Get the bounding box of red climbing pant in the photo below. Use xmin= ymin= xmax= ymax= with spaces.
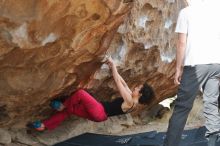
xmin=43 ymin=89 xmax=107 ymax=130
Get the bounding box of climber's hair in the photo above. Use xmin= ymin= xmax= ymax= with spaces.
xmin=138 ymin=83 xmax=155 ymax=105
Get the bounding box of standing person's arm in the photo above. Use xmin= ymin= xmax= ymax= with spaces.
xmin=174 ymin=33 xmax=187 ymax=85
xmin=174 ymin=8 xmax=188 ymax=85
xmin=106 ymin=57 xmax=133 ymax=106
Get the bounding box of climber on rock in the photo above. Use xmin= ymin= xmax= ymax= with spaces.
xmin=28 ymin=56 xmax=155 ymax=131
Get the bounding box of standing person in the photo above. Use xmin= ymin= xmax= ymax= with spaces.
xmin=164 ymin=0 xmax=220 ymax=146
xmin=28 ymin=56 xmax=155 ymax=131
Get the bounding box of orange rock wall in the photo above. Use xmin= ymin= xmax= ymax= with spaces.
xmin=0 ymin=0 xmax=186 ymax=127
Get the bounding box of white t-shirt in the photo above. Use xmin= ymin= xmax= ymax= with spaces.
xmin=175 ymin=1 xmax=220 ymax=66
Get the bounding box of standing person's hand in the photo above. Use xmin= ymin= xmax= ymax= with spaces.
xmin=174 ymin=68 xmax=183 ymax=85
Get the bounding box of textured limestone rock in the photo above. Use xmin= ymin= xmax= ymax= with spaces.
xmin=0 ymin=0 xmax=186 ymax=128
xmin=10 ymin=129 xmax=39 ymax=146
xmin=0 ymin=0 xmax=130 ymax=127
xmin=0 ymin=128 xmax=11 ymax=144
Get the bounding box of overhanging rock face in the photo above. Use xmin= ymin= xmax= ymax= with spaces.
xmin=0 ymin=0 xmax=185 ymax=127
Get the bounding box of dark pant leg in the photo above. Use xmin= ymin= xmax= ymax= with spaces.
xmin=164 ymin=66 xmax=200 ymax=146
xmin=164 ymin=64 xmax=220 ymax=146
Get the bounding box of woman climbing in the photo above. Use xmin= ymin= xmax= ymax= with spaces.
xmin=29 ymin=56 xmax=154 ymax=131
